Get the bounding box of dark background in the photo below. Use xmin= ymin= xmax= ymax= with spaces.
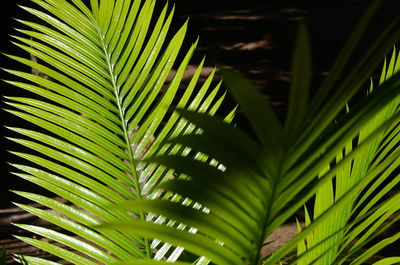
xmin=1 ymin=0 xmax=399 ymax=205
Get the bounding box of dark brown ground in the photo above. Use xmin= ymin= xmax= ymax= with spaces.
xmin=1 ymin=0 xmax=400 ymax=263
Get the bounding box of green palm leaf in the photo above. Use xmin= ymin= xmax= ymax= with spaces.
xmin=296 ymin=47 xmax=400 ymax=265
xmin=4 ymin=0 xmax=224 ymax=263
xmin=101 ymin=2 xmax=400 ymax=264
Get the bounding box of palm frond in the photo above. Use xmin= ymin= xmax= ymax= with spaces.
xmin=4 ymin=0 xmax=224 ymax=263
xmin=102 ymin=4 xmax=400 ymax=264
xmin=296 ymin=47 xmax=400 ymax=265
xmin=6 ymin=0 xmax=400 ymax=265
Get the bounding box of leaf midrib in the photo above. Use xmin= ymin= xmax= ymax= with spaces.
xmin=95 ymin=19 xmax=152 ymax=258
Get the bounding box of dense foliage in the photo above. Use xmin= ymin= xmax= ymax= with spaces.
xmin=3 ymin=0 xmax=400 ymax=264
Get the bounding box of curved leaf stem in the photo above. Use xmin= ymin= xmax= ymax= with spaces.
xmin=97 ymin=27 xmax=152 ymax=258
xmin=252 ymin=170 xmax=279 ymax=265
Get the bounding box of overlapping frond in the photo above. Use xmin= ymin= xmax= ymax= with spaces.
xmin=5 ymin=0 xmax=400 ymax=264
xmin=105 ymin=2 xmax=400 ymax=264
